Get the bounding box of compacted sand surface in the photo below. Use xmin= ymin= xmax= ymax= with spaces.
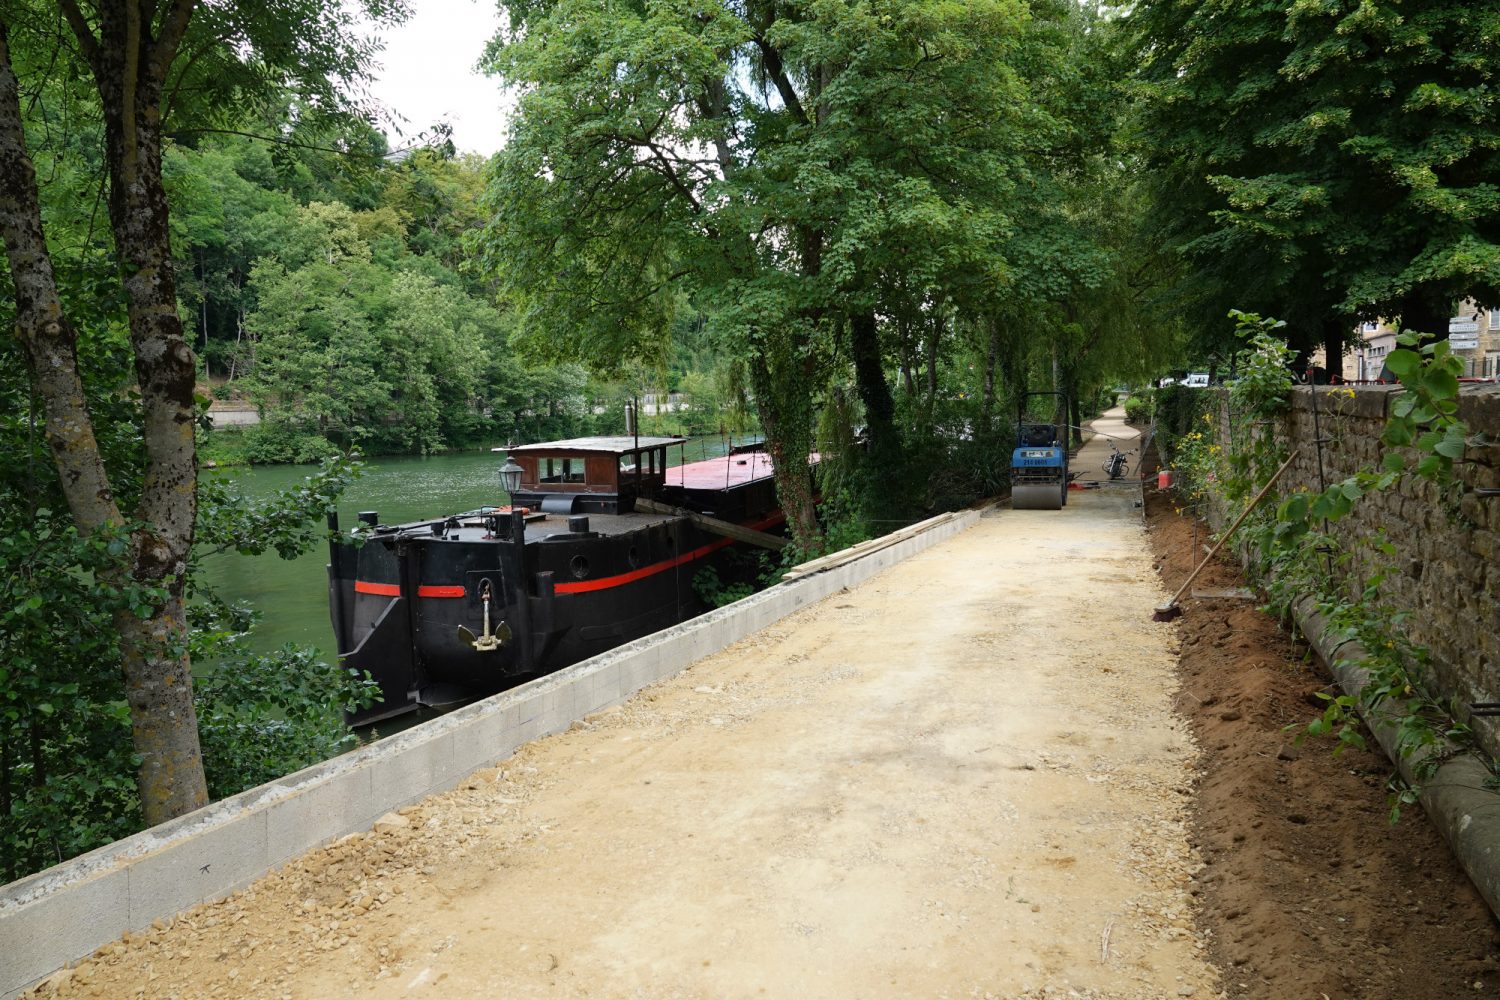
xmin=31 ymin=442 xmax=1217 ymax=999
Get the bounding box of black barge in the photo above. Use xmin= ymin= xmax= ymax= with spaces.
xmin=327 ymin=436 xmax=791 ymax=724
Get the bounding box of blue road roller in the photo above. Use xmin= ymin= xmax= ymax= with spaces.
xmin=1010 ymin=392 xmax=1069 ymax=510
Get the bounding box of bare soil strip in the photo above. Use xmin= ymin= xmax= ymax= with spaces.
xmin=32 ymin=480 xmax=1216 ymax=999
xmin=1142 ymin=455 xmax=1500 ymax=999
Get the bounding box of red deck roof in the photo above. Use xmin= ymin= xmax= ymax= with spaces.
xmin=670 ymin=450 xmax=777 ymax=490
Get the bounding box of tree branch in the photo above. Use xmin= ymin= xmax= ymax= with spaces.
xmin=752 ymin=34 xmax=809 ymax=126
xmin=55 ymin=0 xmax=102 ymax=80
xmin=152 ymin=0 xmax=195 ymax=73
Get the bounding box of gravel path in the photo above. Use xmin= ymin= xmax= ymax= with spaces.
xmin=35 ymin=415 xmax=1218 ymax=1000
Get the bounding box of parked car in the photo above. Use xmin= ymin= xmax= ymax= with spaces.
xmin=1182 ymin=372 xmax=1210 ymax=388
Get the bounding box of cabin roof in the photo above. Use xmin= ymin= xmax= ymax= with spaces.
xmin=498 ymin=436 xmax=687 ymax=457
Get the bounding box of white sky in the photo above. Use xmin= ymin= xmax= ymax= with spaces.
xmin=362 ymin=0 xmax=514 ymax=157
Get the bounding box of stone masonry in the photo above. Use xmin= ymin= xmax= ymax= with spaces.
xmin=1250 ymin=385 xmax=1500 ymax=756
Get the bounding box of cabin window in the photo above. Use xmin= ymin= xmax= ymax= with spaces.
xmin=539 ymin=457 xmax=584 ymax=484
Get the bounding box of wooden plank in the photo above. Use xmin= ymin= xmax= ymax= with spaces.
xmin=633 ymin=497 xmax=790 ymax=551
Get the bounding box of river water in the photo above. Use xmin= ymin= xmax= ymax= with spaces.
xmin=198 ymin=439 xmax=751 ymax=659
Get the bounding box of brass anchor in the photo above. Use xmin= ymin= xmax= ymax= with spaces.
xmin=458 ymin=579 xmax=511 ymax=652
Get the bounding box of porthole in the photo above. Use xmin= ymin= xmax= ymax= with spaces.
xmin=570 ymin=555 xmax=590 ymax=579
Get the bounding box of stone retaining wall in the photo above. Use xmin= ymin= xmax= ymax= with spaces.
xmin=1258 ymin=385 xmax=1500 ymax=755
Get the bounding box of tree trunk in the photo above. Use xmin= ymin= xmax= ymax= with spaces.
xmin=748 ymin=346 xmax=819 ymax=550
xmin=0 ymin=24 xmax=120 ymax=535
xmin=979 ymin=315 xmax=999 ymax=434
xmin=850 ymin=310 xmax=896 ymax=462
xmin=1321 ymin=315 xmax=1347 ymax=382
xmin=898 ymin=315 xmax=916 ymax=397
xmin=924 ymin=312 xmax=940 ymax=412
xmin=67 ymin=0 xmax=210 ymax=824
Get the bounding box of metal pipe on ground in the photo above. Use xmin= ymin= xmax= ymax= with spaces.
xmin=1292 ymin=593 xmax=1500 ymax=922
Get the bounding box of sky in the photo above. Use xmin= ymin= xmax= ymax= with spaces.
xmin=362 ymin=0 xmax=514 ymax=157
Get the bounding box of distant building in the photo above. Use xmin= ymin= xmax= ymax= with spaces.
xmin=1321 ymin=305 xmax=1500 ymax=381
xmin=1447 ymin=302 xmax=1500 ymax=378
xmin=1351 ymin=319 xmax=1397 ymax=381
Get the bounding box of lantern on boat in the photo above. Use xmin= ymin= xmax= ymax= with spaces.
xmin=498 ymin=456 xmax=523 ymax=496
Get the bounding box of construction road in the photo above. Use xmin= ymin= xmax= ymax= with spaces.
xmin=48 ymin=409 xmax=1219 ymax=1000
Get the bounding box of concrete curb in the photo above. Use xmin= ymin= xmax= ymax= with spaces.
xmin=1291 ymin=594 xmax=1500 ymax=921
xmin=0 ymin=507 xmax=980 ymax=998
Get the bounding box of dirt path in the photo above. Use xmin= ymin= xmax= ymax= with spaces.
xmin=35 ymin=431 xmax=1218 ymax=1000
xmin=1073 ymin=405 xmax=1142 ymax=485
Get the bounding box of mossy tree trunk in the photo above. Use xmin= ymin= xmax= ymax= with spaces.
xmin=0 ymin=1 xmax=209 ymax=827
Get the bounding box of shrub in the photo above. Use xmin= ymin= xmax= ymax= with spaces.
xmin=243 ymin=420 xmax=340 ymax=464
xmin=1124 ymin=390 xmax=1155 ymax=425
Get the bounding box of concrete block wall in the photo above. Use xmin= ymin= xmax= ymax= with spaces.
xmin=1252 ymin=385 xmax=1500 ymax=756
xmin=0 ymin=507 xmax=979 ymax=999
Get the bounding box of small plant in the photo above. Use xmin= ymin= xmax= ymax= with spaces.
xmin=691 ymin=566 xmax=757 ymax=608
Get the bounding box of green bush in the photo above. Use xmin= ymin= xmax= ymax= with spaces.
xmin=1155 ymin=384 xmax=1211 ymax=439
xmin=1124 ymin=391 xmax=1155 ymax=425
xmin=243 ymin=420 xmax=341 ymax=464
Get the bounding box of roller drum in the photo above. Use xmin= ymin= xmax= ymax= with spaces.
xmin=1012 ymin=482 xmax=1064 ymax=510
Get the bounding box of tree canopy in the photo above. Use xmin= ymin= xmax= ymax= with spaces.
xmin=474 ymin=0 xmax=1177 ymax=543
xmin=1131 ymin=0 xmax=1500 ymax=355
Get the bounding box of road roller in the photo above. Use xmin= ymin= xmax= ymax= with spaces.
xmin=1010 ymin=392 xmax=1069 ymax=510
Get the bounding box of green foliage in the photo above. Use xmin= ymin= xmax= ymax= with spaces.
xmin=470 ymin=0 xmax=1173 ymax=543
xmin=194 ymin=636 xmax=379 ymax=800
xmin=241 ymin=420 xmax=343 ymax=465
xmin=1130 ymin=0 xmax=1500 ymax=343
xmin=0 ymin=319 xmax=373 ymax=878
xmin=1170 ymin=412 xmax=1222 ymax=509
xmin=0 ymin=519 xmax=144 ymax=878
xmin=1154 ymin=385 xmax=1211 ymax=444
xmin=690 ymin=567 xmax=757 ymax=610
xmin=1123 ymin=391 xmax=1154 ymax=425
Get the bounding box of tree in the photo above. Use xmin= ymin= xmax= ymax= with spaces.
xmin=1130 ymin=0 xmax=1500 ymax=354
xmin=0 ymin=0 xmax=404 ymax=827
xmin=473 ymin=0 xmax=1033 ymax=550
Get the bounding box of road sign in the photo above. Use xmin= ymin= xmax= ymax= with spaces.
xmin=1449 ymin=334 xmax=1480 ymax=350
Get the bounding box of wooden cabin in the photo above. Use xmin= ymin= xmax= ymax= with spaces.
xmin=503 ymin=436 xmax=687 ymax=514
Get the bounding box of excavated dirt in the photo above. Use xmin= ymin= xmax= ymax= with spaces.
xmin=1141 ymin=458 xmax=1500 ymax=999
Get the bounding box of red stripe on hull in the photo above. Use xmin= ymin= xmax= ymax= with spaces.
xmin=353 ymin=582 xmax=466 ymax=599
xmin=554 ymin=511 xmax=785 ymax=595
xmin=417 ymin=585 xmax=465 ymax=599
xmin=354 ymin=581 xmax=400 ymax=597
xmin=352 ymin=511 xmax=787 ymax=600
